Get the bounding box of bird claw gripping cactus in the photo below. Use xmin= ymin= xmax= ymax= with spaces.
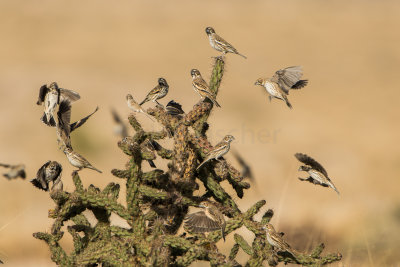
xmin=33 ymin=57 xmax=341 ymax=266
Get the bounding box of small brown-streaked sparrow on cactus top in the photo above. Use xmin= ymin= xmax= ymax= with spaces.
xmin=205 ymin=27 xmax=246 ymax=59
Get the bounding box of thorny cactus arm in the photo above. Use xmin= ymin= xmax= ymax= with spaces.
xmin=33 ymin=55 xmax=341 ymax=267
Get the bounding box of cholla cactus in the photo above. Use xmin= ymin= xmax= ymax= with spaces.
xmin=33 ymin=56 xmax=342 ymax=266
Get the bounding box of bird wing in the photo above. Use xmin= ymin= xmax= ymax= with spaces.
xmin=59 ymin=88 xmax=80 ymax=102
xmin=184 ymin=211 xmax=221 ymax=233
xmin=70 ymin=106 xmax=99 ymax=132
xmin=271 ymin=66 xmax=304 ymax=94
xmin=57 ymin=100 xmax=72 ymax=136
xmin=166 ymin=100 xmax=184 ymax=115
xmin=214 ymin=34 xmax=238 ymax=53
xmin=295 ymin=153 xmax=328 ymax=176
xmin=32 ymin=161 xmax=51 ymax=191
xmin=37 ymin=85 xmax=49 ymax=105
xmin=53 ymin=163 xmax=63 ymax=182
xmin=211 ymin=141 xmax=229 ymax=157
xmin=0 ymin=163 xmax=11 ymax=168
xmin=19 ymin=169 xmax=26 ymax=179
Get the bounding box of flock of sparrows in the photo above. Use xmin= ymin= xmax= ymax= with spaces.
xmin=181 ymin=27 xmax=339 ymax=252
xmin=0 ymin=26 xmax=338 ymax=257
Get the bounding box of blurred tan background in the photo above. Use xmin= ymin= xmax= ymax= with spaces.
xmin=0 ymin=0 xmax=399 ymax=266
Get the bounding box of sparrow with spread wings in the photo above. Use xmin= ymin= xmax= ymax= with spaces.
xmin=255 ymin=66 xmax=308 ymax=109
xmin=36 ymin=82 xmax=80 ymax=127
xmin=295 ymin=153 xmax=339 ymax=195
xmin=184 ymin=201 xmax=226 ymax=241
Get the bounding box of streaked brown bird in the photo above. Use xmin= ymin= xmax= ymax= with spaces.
xmin=63 ymin=147 xmax=102 ymax=173
xmin=191 ymin=69 xmax=221 ymax=107
xmin=205 ymin=27 xmax=246 ymax=59
xmin=139 ymin=78 xmax=169 ymax=106
xmin=56 ymin=99 xmax=99 ymax=149
xmin=30 ymin=161 xmax=63 ymax=192
xmin=264 ymin=223 xmax=294 ymax=255
xmin=111 ymin=108 xmax=128 ymax=138
xmin=0 ymin=163 xmax=26 ymax=180
xmin=294 ymin=153 xmax=339 ymax=195
xmin=37 ymin=82 xmax=80 ymax=127
xmin=197 ymin=135 xmax=235 ymax=170
xmin=166 ymin=100 xmax=185 ymax=116
xmin=255 ymin=66 xmax=308 ymax=109
xmin=126 ymin=94 xmax=154 ymax=121
xmin=184 ymin=201 xmax=226 ymax=241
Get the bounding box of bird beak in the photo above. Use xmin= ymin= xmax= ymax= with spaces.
xmin=254 ymin=81 xmax=260 ymax=85
xmin=298 ymin=166 xmax=302 ymax=171
xmin=198 ymin=204 xmax=206 ymax=208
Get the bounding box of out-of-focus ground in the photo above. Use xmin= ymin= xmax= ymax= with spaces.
xmin=0 ymin=0 xmax=399 ymax=266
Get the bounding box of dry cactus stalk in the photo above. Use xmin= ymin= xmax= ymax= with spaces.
xmin=33 ymin=57 xmax=342 ymax=266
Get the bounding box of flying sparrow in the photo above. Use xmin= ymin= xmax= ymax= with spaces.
xmin=63 ymin=147 xmax=102 ymax=173
xmin=191 ymin=69 xmax=221 ymax=107
xmin=254 ymin=66 xmax=307 ymax=109
xmin=139 ymin=78 xmax=169 ymax=106
xmin=196 ymin=135 xmax=235 ymax=170
xmin=295 ymin=153 xmax=339 ymax=195
xmin=205 ymin=27 xmax=246 ymax=59
xmin=255 ymin=78 xmax=292 ymax=109
xmin=37 ymin=82 xmax=80 ymax=127
xmin=30 ymin=161 xmax=63 ymax=191
xmin=184 ymin=201 xmax=226 ymax=241
xmin=0 ymin=163 xmax=26 ymax=180
xmin=126 ymin=94 xmax=154 ymax=121
xmin=56 ymin=99 xmax=98 ymax=149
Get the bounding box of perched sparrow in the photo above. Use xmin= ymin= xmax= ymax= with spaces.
xmin=295 ymin=153 xmax=339 ymax=195
xmin=139 ymin=78 xmax=169 ymax=106
xmin=205 ymin=27 xmax=246 ymax=59
xmin=191 ymin=69 xmax=221 ymax=107
xmin=184 ymin=201 xmax=226 ymax=241
xmin=56 ymin=100 xmax=99 ymax=149
xmin=30 ymin=161 xmax=63 ymax=191
xmin=196 ymin=135 xmax=235 ymax=170
xmin=166 ymin=100 xmax=185 ymax=116
xmin=37 ymin=82 xmax=80 ymax=127
xmin=63 ymin=147 xmax=102 ymax=173
xmin=126 ymin=94 xmax=154 ymax=121
xmin=0 ymin=163 xmax=26 ymax=180
xmin=232 ymin=150 xmax=254 ymax=181
xmin=111 ymin=108 xmax=128 ymax=138
xmin=264 ymin=223 xmax=294 ymax=255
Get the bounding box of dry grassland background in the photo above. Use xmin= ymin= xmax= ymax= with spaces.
xmin=0 ymin=1 xmax=399 ymax=266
